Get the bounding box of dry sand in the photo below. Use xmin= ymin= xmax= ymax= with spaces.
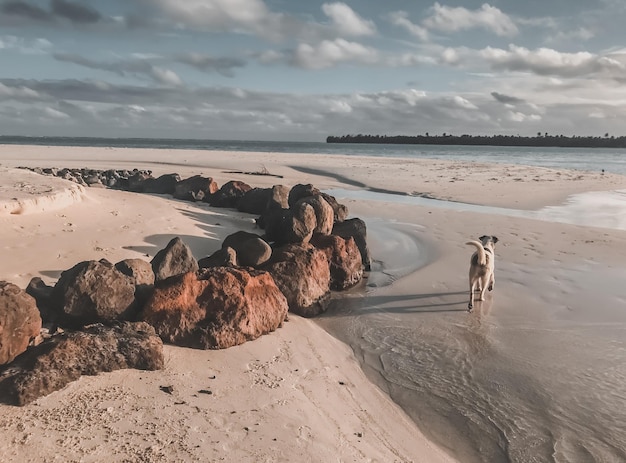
xmin=1 ymin=144 xmax=626 ymax=462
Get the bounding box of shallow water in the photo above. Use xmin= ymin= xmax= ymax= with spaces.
xmin=317 ymin=197 xmax=626 ymax=462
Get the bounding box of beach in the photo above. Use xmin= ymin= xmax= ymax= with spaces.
xmin=1 ymin=144 xmax=626 ymax=462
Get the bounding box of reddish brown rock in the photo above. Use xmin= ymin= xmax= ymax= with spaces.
xmin=332 ymin=218 xmax=371 ymax=271
xmin=320 ymin=193 xmax=348 ymax=222
xmin=173 ymin=175 xmax=218 ymax=202
xmin=288 ymin=183 xmax=320 ymax=207
xmin=0 ymin=322 xmax=163 ymax=406
xmin=0 ymin=282 xmax=42 ymax=365
xmin=141 ymin=267 xmax=288 ymax=349
xmin=209 ymin=180 xmax=252 ymax=208
xmin=296 ymin=195 xmax=334 ymax=235
xmin=52 ymin=260 xmax=137 ymax=326
xmin=262 ymin=244 xmax=331 ymax=317
xmin=151 ymin=237 xmax=199 ymax=282
xmin=311 ymin=234 xmax=364 ymax=290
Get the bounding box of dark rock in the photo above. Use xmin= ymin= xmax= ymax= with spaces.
xmin=198 ymin=247 xmax=237 ymax=269
xmin=0 ymin=282 xmax=42 ymax=365
xmin=311 ymin=234 xmax=364 ymax=290
xmin=222 ymin=231 xmax=272 ymax=267
xmin=320 ymin=193 xmax=349 ymax=222
xmin=115 ymin=258 xmax=155 ymax=305
xmin=0 ymin=322 xmax=163 ymax=406
xmin=173 ymin=175 xmax=218 ymax=202
xmin=128 ymin=171 xmax=154 ymax=193
xmin=237 ymin=188 xmax=272 ymax=215
xmin=52 ymin=260 xmax=137 ymax=326
xmin=141 ymin=268 xmax=288 ymax=349
xmin=264 ymin=202 xmax=317 ymax=245
xmin=332 ymin=218 xmax=371 ymax=271
xmin=210 ymin=180 xmax=252 ymax=208
xmin=143 ymin=173 xmax=181 ymax=195
xmin=261 ymin=244 xmax=331 ymax=317
xmin=25 ymin=277 xmax=54 ymax=323
xmin=288 ymin=183 xmax=321 ymax=208
xmin=268 ymin=185 xmax=290 ymax=211
xmin=151 ymin=237 xmax=199 ymax=282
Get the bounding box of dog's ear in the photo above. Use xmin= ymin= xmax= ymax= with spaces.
xmin=479 ymin=235 xmax=487 ymax=241
xmin=492 ymin=236 xmax=499 ymax=243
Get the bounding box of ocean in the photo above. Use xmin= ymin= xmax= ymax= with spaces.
xmin=1 ymin=136 xmax=625 ymax=175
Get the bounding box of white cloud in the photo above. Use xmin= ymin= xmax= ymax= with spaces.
xmin=150 ymin=67 xmax=183 ymax=86
xmin=322 ymin=3 xmax=376 ymax=37
xmin=424 ymin=2 xmax=518 ymax=37
xmin=293 ymin=39 xmax=379 ymax=69
xmin=0 ymin=35 xmax=52 ymax=54
xmin=388 ymin=11 xmax=428 ymax=41
xmin=43 ymin=107 xmax=70 ymax=119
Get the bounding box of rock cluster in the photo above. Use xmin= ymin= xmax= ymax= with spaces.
xmin=1 ymin=169 xmax=371 ymax=405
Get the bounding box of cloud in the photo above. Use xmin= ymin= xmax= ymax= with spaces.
xmin=50 ymin=0 xmax=101 ymax=23
xmin=491 ymin=92 xmax=525 ymax=104
xmin=1 ymin=1 xmax=51 ymax=21
xmin=292 ymin=39 xmax=379 ymax=69
xmin=53 ymin=53 xmax=183 ymax=86
xmin=321 ymin=3 xmax=376 ymax=36
xmin=175 ymin=53 xmax=246 ymax=77
xmin=388 ymin=11 xmax=428 ymax=41
xmin=0 ymin=35 xmax=52 ymax=53
xmin=424 ymin=2 xmax=518 ymax=37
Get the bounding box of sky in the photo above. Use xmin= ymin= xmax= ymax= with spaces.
xmin=1 ymin=0 xmax=626 ymax=141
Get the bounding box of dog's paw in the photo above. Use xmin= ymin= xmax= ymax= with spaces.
xmin=467 ymin=303 xmax=473 ymax=312
xmin=488 ymin=284 xmax=493 ymax=291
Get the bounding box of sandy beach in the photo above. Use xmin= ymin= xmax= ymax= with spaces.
xmin=1 ymin=144 xmax=626 ymax=462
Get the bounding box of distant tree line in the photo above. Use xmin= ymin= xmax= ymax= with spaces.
xmin=326 ymin=133 xmax=626 ymax=148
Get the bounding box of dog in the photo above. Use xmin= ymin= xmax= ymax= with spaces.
xmin=466 ymin=235 xmax=498 ymax=312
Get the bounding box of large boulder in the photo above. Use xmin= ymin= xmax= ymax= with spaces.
xmin=0 ymin=322 xmax=163 ymax=406
xmin=143 ymin=173 xmax=181 ymax=195
xmin=52 ymin=260 xmax=137 ymax=326
xmin=264 ymin=202 xmax=317 ymax=245
xmin=0 ymin=282 xmax=42 ymax=365
xmin=198 ymin=247 xmax=237 ymax=269
xmin=311 ymin=234 xmax=364 ymax=290
xmin=115 ymin=258 xmax=155 ymax=304
xmin=332 ymin=218 xmax=371 ymax=271
xmin=173 ymin=175 xmax=218 ymax=202
xmin=222 ymin=231 xmax=272 ymax=267
xmin=127 ymin=171 xmax=154 ymax=193
xmin=288 ymin=183 xmax=320 ymax=207
xmin=209 ymin=180 xmax=252 ymax=208
xmin=141 ymin=268 xmax=288 ymax=349
xmin=296 ymin=195 xmax=334 ymax=235
xmin=261 ymin=244 xmax=331 ymax=317
xmin=320 ymin=193 xmax=349 ymax=222
xmin=237 ymin=187 xmax=272 ymax=215
xmin=267 ymin=185 xmax=290 ymax=211
xmin=151 ymin=237 xmax=199 ymax=282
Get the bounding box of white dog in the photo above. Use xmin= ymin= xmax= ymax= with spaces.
xmin=466 ymin=235 xmax=498 ymax=312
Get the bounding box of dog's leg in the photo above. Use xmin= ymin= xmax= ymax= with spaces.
xmin=488 ymin=272 xmax=495 ymax=292
xmin=468 ymin=278 xmax=475 ymax=311
xmin=478 ymin=275 xmax=489 ymax=301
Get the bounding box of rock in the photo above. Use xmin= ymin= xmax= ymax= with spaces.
xmin=0 ymin=282 xmax=42 ymax=365
xmin=25 ymin=277 xmax=54 ymax=323
xmin=296 ymin=195 xmax=334 ymax=235
xmin=143 ymin=173 xmax=181 ymax=195
xmin=320 ymin=193 xmax=349 ymax=222
xmin=141 ymin=268 xmax=288 ymax=349
xmin=52 ymin=260 xmax=137 ymax=326
xmin=264 ymin=202 xmax=317 ymax=245
xmin=127 ymin=171 xmax=154 ymax=193
xmin=288 ymin=183 xmax=320 ymax=207
xmin=261 ymin=244 xmax=331 ymax=317
xmin=210 ymin=180 xmax=252 ymax=208
xmin=173 ymin=175 xmax=218 ymax=202
xmin=151 ymin=237 xmax=199 ymax=282
xmin=198 ymin=247 xmax=237 ymax=269
xmin=0 ymin=322 xmax=163 ymax=406
xmin=332 ymin=218 xmax=371 ymax=271
xmin=115 ymin=258 xmax=155 ymax=304
xmin=311 ymin=234 xmax=364 ymax=290
xmin=268 ymin=185 xmax=290 ymax=211
xmin=237 ymin=187 xmax=272 ymax=214
xmin=222 ymin=231 xmax=272 ymax=267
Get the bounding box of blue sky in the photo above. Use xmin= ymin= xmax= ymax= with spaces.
xmin=1 ymin=0 xmax=626 ymax=141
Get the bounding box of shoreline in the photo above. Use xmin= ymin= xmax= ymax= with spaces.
xmin=2 ymin=144 xmax=626 ymax=462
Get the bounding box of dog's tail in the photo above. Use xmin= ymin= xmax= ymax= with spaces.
xmin=466 ymin=240 xmax=487 ymax=266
